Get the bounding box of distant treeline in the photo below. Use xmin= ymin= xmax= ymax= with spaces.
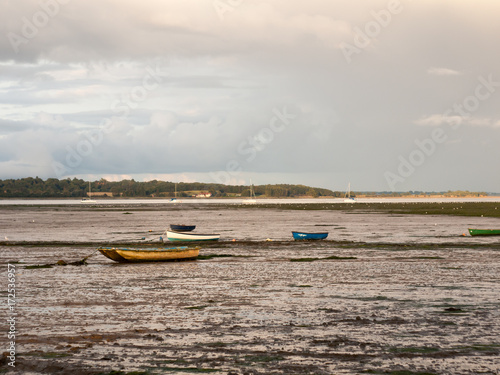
xmin=0 ymin=178 xmax=491 ymax=198
xmin=0 ymin=177 xmax=339 ymax=198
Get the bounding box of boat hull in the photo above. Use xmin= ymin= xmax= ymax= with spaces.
xmin=166 ymin=230 xmax=220 ymax=242
xmin=292 ymin=231 xmax=328 ymax=240
xmin=170 ymin=224 xmax=196 ymax=232
xmin=468 ymin=228 xmax=500 ymax=236
xmin=98 ymin=246 xmax=200 ymax=263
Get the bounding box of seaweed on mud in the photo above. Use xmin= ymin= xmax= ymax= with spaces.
xmin=290 ymin=255 xmax=357 ymax=262
xmin=246 ymin=201 xmax=500 ymax=218
xmin=288 ymin=284 xmax=313 ymax=288
xmin=289 ymin=257 xmax=318 ymax=262
xmin=24 ymin=257 xmax=88 ymax=269
xmin=388 ymin=346 xmax=441 ymax=354
xmin=21 ymin=351 xmax=71 ymax=358
xmin=324 ymin=255 xmax=357 ymax=260
xmin=2 ymin=239 xmax=500 ymax=252
xmin=24 ymin=264 xmax=53 ymax=269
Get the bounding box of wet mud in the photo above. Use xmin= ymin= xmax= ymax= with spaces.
xmin=1 ymin=204 xmax=499 ymax=374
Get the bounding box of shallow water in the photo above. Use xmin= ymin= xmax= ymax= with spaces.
xmin=1 ymin=204 xmax=499 ymax=374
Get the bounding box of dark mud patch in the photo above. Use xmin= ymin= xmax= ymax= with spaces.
xmin=24 ymin=264 xmax=54 ymax=269
xmin=196 ymin=254 xmax=254 ymax=260
xmin=290 ymin=255 xmax=357 ymax=262
xmin=24 ymin=257 xmax=89 ymax=269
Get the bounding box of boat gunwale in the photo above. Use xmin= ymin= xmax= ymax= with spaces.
xmin=291 ymin=231 xmax=329 ymax=235
xmin=169 ymin=224 xmax=196 ymax=231
xmin=468 ymin=228 xmax=500 ymax=236
xmin=98 ymin=246 xmax=200 ymax=263
xmin=98 ymin=246 xmax=196 ymax=252
xmin=166 ymin=230 xmax=221 ymax=237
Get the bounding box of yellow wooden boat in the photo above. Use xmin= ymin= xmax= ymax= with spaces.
xmin=98 ymin=246 xmax=200 ymax=263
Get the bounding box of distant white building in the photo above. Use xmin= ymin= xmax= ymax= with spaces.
xmin=195 ymin=192 xmax=212 ymax=198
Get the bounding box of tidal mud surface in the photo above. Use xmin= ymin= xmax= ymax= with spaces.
xmin=1 ymin=204 xmax=499 ymax=374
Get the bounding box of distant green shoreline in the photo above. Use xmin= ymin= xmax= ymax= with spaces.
xmin=0 ymin=177 xmax=494 ymax=199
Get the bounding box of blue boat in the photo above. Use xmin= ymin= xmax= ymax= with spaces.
xmin=170 ymin=224 xmax=196 ymax=232
xmin=292 ymin=231 xmax=328 ymax=240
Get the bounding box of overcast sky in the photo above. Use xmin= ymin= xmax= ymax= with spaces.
xmin=1 ymin=0 xmax=499 ymax=191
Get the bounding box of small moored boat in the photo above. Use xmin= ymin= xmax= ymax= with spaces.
xmin=292 ymin=231 xmax=328 ymax=240
xmin=343 ymin=182 xmax=356 ymax=203
xmin=81 ymin=181 xmax=97 ymax=203
xmin=170 ymin=224 xmax=196 ymax=232
xmin=166 ymin=230 xmax=220 ymax=242
xmin=98 ymin=246 xmax=200 ymax=263
xmin=468 ymin=228 xmax=500 ymax=236
xmin=242 ymin=180 xmax=257 ymax=205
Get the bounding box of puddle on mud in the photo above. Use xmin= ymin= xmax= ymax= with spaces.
xmin=1 ymin=205 xmax=499 ymax=374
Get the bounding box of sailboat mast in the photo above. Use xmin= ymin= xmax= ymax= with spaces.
xmin=250 ymin=179 xmax=255 ymax=198
xmin=344 ymin=183 xmax=350 ymax=198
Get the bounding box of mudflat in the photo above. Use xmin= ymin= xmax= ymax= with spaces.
xmin=1 ymin=203 xmax=499 ymax=374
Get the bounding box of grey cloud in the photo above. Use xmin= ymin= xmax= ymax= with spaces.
xmin=1 ymin=1 xmax=500 ymax=190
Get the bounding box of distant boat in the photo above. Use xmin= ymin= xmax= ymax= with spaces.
xmin=242 ymin=180 xmax=257 ymax=204
xmin=81 ymin=181 xmax=97 ymax=203
xmin=169 ymin=183 xmax=180 ymax=203
xmin=292 ymin=231 xmax=328 ymax=240
xmin=170 ymin=224 xmax=196 ymax=232
xmin=98 ymin=246 xmax=200 ymax=263
xmin=343 ymin=183 xmax=356 ymax=203
xmin=468 ymin=228 xmax=500 ymax=236
xmin=165 ymin=230 xmax=220 ymax=242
